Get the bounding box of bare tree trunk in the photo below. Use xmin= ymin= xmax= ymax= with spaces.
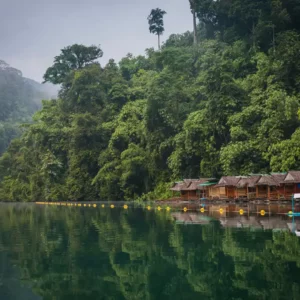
xmin=158 ymin=34 xmax=161 ymax=50
xmin=193 ymin=8 xmax=197 ymax=45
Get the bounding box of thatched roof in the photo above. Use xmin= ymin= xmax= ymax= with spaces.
xmin=215 ymin=176 xmax=242 ymax=187
xmin=256 ymin=174 xmax=286 ymax=186
xmin=170 ymin=182 xmax=186 ymax=191
xmin=256 ymin=175 xmax=276 ymax=186
xmin=182 ymin=178 xmax=214 ymax=191
xmin=170 ymin=171 xmax=300 ymax=191
xmin=282 ymin=171 xmax=300 ymax=183
xmin=236 ymin=176 xmax=261 ymax=188
xmin=271 ymin=173 xmax=286 ymax=184
xmin=170 ymin=178 xmax=216 ymax=191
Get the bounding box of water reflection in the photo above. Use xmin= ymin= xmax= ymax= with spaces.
xmin=0 ymin=203 xmax=300 ymax=299
xmin=172 ymin=212 xmax=300 ymax=232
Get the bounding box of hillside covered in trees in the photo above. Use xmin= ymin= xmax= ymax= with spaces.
xmin=0 ymin=60 xmax=57 ymax=155
xmin=1 ymin=0 xmax=300 ymax=202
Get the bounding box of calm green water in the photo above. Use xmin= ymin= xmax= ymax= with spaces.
xmin=0 ymin=204 xmax=300 ymax=300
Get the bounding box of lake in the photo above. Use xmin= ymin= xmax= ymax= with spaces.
xmin=0 ymin=203 xmax=300 ymax=300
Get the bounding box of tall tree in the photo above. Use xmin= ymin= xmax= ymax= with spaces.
xmin=189 ymin=0 xmax=198 ymax=45
xmin=43 ymin=44 xmax=103 ymax=84
xmin=148 ymin=8 xmax=167 ymax=50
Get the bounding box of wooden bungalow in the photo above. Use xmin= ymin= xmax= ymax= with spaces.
xmin=210 ymin=176 xmax=242 ymax=200
xmin=197 ymin=179 xmax=218 ymax=199
xmin=170 ymin=171 xmax=300 ymax=201
xmin=281 ymin=171 xmax=300 ymax=199
xmin=180 ymin=180 xmax=200 ymax=200
xmin=170 ymin=178 xmax=216 ymax=200
xmin=235 ymin=176 xmax=261 ymax=199
xmin=183 ymin=179 xmax=217 ymax=200
xmin=270 ymin=173 xmax=286 ymax=199
xmin=170 ymin=181 xmax=187 ymax=199
xmin=255 ymin=174 xmax=286 ymax=200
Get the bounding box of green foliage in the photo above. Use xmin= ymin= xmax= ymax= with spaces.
xmin=43 ymin=44 xmax=103 ymax=84
xmin=148 ymin=8 xmax=167 ymax=36
xmin=2 ymin=1 xmax=300 ymax=201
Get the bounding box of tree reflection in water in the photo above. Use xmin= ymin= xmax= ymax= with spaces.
xmin=0 ymin=204 xmax=299 ymax=300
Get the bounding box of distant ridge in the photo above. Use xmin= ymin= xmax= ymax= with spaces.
xmin=0 ymin=59 xmax=58 ymax=99
xmin=0 ymin=59 xmax=58 ymax=154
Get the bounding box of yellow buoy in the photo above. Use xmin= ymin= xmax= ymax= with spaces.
xmin=84 ymin=204 xmax=86 ymax=207
xmin=88 ymin=204 xmax=91 ymax=207
xmin=288 ymin=211 xmax=293 ymax=217
xmin=183 ymin=207 xmax=188 ymax=212
xmin=111 ymin=204 xmax=115 ymax=209
xmin=166 ymin=207 xmax=170 ymax=211
xmin=101 ymin=204 xmax=105 ymax=208
xmin=239 ymin=209 xmax=244 ymax=215
xmin=219 ymin=208 xmax=224 ymax=214
xmin=260 ymin=210 xmax=266 ymax=216
xmin=200 ymin=208 xmax=205 ymax=213
xmin=147 ymin=206 xmax=151 ymax=210
xmin=124 ymin=204 xmax=128 ymax=209
xmin=157 ymin=206 xmax=162 ymax=211
xmin=93 ymin=204 xmax=97 ymax=208
xmin=78 ymin=204 xmax=81 ymax=207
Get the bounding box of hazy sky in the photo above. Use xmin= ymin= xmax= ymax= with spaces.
xmin=1 ymin=0 xmax=192 ymax=82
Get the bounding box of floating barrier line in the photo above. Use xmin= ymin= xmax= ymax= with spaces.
xmin=34 ymin=202 xmax=300 ymax=217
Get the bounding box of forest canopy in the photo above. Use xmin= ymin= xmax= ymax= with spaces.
xmin=1 ymin=0 xmax=300 ymax=202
